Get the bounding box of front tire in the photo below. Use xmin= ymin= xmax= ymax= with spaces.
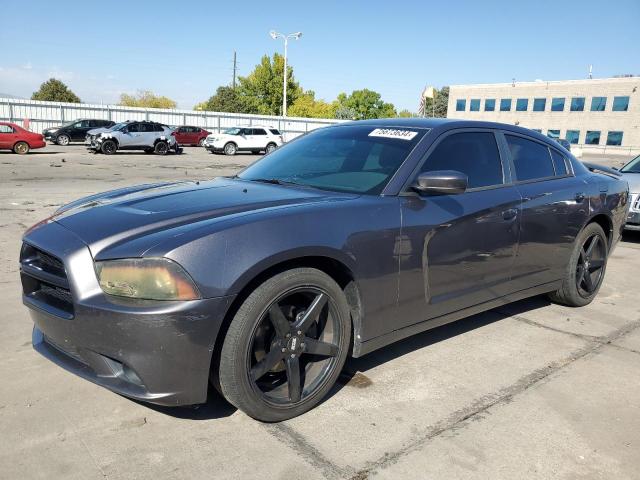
xmin=218 ymin=268 xmax=351 ymax=422
xmin=56 ymin=134 xmax=70 ymax=146
xmin=13 ymin=141 xmax=30 ymax=154
xmin=223 ymin=142 xmax=237 ymax=156
xmin=100 ymin=139 xmax=117 ymax=155
xmin=548 ymin=222 xmax=608 ymax=307
xmin=198 ymin=138 xmax=206 ymax=147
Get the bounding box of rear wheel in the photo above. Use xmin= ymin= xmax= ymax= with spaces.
xmin=56 ymin=134 xmax=70 ymax=146
xmin=154 ymin=141 xmax=169 ymax=155
xmin=224 ymin=142 xmax=237 ymax=156
xmin=218 ymin=268 xmax=351 ymax=422
xmin=100 ymin=139 xmax=117 ymax=155
xmin=13 ymin=141 xmax=30 ymax=154
xmin=265 ymin=143 xmax=277 ymax=154
xmin=198 ymin=138 xmax=206 ymax=147
xmin=548 ymin=222 xmax=608 ymax=307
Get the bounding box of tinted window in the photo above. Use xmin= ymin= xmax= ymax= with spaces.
xmin=420 ymin=132 xmax=503 ymax=189
xmin=506 ymin=135 xmax=555 ymax=181
xmin=238 ymin=125 xmax=427 ymax=194
xmin=591 ymin=97 xmax=606 ymax=111
xmin=570 ymin=97 xmax=585 ymax=111
xmin=138 ymin=123 xmax=155 ymax=132
xmin=500 ymin=99 xmax=511 ymax=111
xmin=585 ymin=131 xmax=601 ymax=145
xmin=606 ymin=131 xmax=623 ymax=146
xmin=551 ymin=97 xmax=565 ymax=111
xmin=269 ymin=129 xmax=281 ymax=135
xmin=550 ymin=150 xmax=568 ymax=175
xmin=253 ymin=128 xmax=267 ymax=135
xmin=516 ymin=98 xmax=528 ymax=111
xmin=469 ymin=99 xmax=480 ymax=111
xmin=533 ymin=98 xmax=546 ymax=111
xmin=154 ymin=124 xmax=165 ymax=132
xmin=0 ymin=125 xmax=14 ymax=133
xmin=127 ymin=123 xmax=140 ymax=133
xmin=612 ymin=96 xmax=629 ymax=111
xmin=566 ymin=130 xmax=580 ymax=144
xmin=456 ymin=99 xmax=466 ymax=111
xmin=484 ymin=99 xmax=495 ymax=111
xmin=76 ymin=120 xmax=91 ymax=128
xmin=547 ymin=129 xmax=560 ymax=139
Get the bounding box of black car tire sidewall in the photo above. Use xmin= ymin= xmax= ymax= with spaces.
xmin=56 ymin=134 xmax=70 ymax=146
xmin=14 ymin=141 xmax=29 ymax=154
xmin=101 ymin=140 xmax=117 ymax=155
xmin=218 ymin=268 xmax=351 ymax=422
xmin=154 ymin=141 xmax=169 ymax=155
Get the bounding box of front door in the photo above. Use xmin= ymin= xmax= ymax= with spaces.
xmin=119 ymin=123 xmax=140 ymax=147
xmin=0 ymin=124 xmax=17 ymax=149
xmin=397 ymin=130 xmax=521 ymax=329
xmin=71 ymin=120 xmax=92 ymax=140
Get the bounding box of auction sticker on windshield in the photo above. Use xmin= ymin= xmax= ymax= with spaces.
xmin=368 ymin=128 xmax=418 ymax=141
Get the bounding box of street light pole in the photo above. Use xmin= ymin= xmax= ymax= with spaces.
xmin=269 ymin=30 xmax=302 ymax=118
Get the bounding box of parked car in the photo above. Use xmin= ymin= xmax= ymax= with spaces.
xmin=87 ymin=121 xmax=180 ymax=155
xmin=618 ymin=154 xmax=640 ymax=231
xmin=20 ymin=119 xmax=628 ymax=421
xmin=0 ymin=122 xmax=46 ymax=154
xmin=204 ymin=125 xmax=283 ymax=155
xmin=172 ymin=126 xmax=210 ymax=146
xmin=43 ymin=119 xmax=115 ymax=145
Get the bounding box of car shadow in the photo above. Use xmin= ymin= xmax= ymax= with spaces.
xmin=622 ymin=230 xmax=640 ymax=244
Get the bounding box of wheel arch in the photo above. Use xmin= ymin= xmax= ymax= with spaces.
xmin=585 ymin=213 xmax=613 ymax=248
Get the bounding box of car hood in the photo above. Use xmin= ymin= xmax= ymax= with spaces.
xmin=48 ymin=178 xmax=355 ymax=257
xmin=621 ymin=172 xmax=640 ymax=193
xmin=87 ymin=127 xmax=112 ymax=135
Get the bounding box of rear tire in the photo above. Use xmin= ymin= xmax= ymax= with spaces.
xmin=56 ymin=134 xmax=70 ymax=146
xmin=198 ymin=138 xmax=206 ymax=147
xmin=218 ymin=268 xmax=351 ymax=422
xmin=548 ymin=222 xmax=608 ymax=307
xmin=100 ymin=139 xmax=117 ymax=155
xmin=13 ymin=141 xmax=30 ymax=154
xmin=265 ymin=143 xmax=277 ymax=154
xmin=154 ymin=141 xmax=169 ymax=155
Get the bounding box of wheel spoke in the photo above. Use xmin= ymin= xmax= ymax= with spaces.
xmin=583 ymin=270 xmax=595 ymax=292
xmin=576 ymin=264 xmax=586 ymax=287
xmin=285 ymin=356 xmax=302 ymax=402
xmin=268 ymin=304 xmax=291 ymax=337
xmin=585 ymin=235 xmax=599 ymax=257
xmin=589 ymin=259 xmax=604 ymax=271
xmin=250 ymin=347 xmax=284 ymax=381
xmin=303 ymin=337 xmax=338 ymax=357
xmin=293 ymin=293 xmax=328 ymax=333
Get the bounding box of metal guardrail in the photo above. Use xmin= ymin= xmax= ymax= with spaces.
xmin=0 ymin=97 xmax=343 ymax=141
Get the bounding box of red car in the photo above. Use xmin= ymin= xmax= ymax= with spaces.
xmin=0 ymin=122 xmax=46 ymax=154
xmin=172 ymin=126 xmax=210 ymax=146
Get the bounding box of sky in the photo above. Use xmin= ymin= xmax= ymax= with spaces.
xmin=1 ymin=0 xmax=639 ymax=112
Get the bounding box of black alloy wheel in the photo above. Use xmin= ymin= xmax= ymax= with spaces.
xmin=101 ymin=139 xmax=117 ymax=155
xmin=575 ymin=233 xmax=606 ymax=298
xmin=154 ymin=141 xmax=169 ymax=155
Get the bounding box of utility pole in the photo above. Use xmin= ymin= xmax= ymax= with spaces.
xmin=232 ymin=51 xmax=237 ymax=89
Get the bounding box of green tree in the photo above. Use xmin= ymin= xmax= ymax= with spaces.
xmin=195 ymin=86 xmax=248 ymax=113
xmin=237 ymin=53 xmax=301 ymax=115
xmin=333 ymin=89 xmax=396 ymax=120
xmin=119 ymin=90 xmax=177 ymax=109
xmin=288 ymin=90 xmax=335 ymax=118
xmin=31 ymin=78 xmax=81 ymax=103
xmin=420 ymin=86 xmax=449 ymax=118
xmin=398 ymin=109 xmax=418 ymax=118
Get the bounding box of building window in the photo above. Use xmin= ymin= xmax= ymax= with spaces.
xmin=533 ymin=98 xmax=546 ymax=111
xmin=565 ymin=130 xmax=580 ymax=144
xmin=612 ymin=96 xmax=629 ymax=111
xmin=590 ymin=97 xmax=607 ymax=111
xmin=551 ymin=97 xmax=565 ymax=111
xmin=516 ymin=98 xmax=528 ymax=111
xmin=547 ymin=129 xmax=561 ymax=139
xmin=470 ymin=99 xmax=480 ymax=111
xmin=500 ymin=99 xmax=512 ymax=111
xmin=585 ymin=131 xmax=601 ymax=145
xmin=484 ymin=99 xmax=495 ymax=111
xmin=456 ymin=99 xmax=466 ymax=111
xmin=570 ymin=97 xmax=585 ymax=111
xmin=606 ymin=131 xmax=623 ymax=146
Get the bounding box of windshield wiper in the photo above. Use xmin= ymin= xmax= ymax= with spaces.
xmin=248 ymin=178 xmax=293 ymax=185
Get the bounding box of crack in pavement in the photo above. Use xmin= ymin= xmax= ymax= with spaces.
xmin=263 ymin=422 xmax=351 ymax=480
xmin=348 ymin=318 xmax=640 ymax=480
xmin=496 ymin=310 xmax=606 ymax=342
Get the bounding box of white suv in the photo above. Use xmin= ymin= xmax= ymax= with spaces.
xmin=204 ymin=126 xmax=283 ymax=155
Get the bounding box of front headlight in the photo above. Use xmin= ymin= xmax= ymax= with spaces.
xmin=95 ymin=258 xmax=200 ymax=300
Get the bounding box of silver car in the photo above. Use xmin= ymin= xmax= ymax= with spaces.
xmin=620 ymin=154 xmax=640 ymax=231
xmin=88 ymin=121 xmax=179 ymax=155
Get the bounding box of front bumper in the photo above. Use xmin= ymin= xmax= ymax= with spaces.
xmin=625 ymin=210 xmax=640 ymax=231
xmin=43 ymin=131 xmax=57 ymax=141
xmin=22 ymin=221 xmax=234 ymax=406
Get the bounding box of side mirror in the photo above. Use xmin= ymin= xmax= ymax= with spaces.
xmin=412 ymin=170 xmax=468 ymax=195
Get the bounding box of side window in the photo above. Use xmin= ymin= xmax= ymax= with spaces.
xmin=0 ymin=125 xmax=14 ymax=133
xmin=156 ymin=124 xmax=166 ymax=132
xmin=550 ymin=150 xmax=568 ymax=176
xmin=127 ymin=123 xmax=140 ymax=133
xmin=419 ymin=132 xmax=504 ymax=189
xmin=269 ymin=129 xmax=281 ymax=135
xmin=253 ymin=128 xmax=267 ymax=135
xmin=506 ymin=135 xmax=555 ymax=181
xmin=77 ymin=120 xmax=90 ymax=128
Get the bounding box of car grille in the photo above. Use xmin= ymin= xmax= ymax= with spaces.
xmin=20 ymin=243 xmax=74 ymax=317
xmin=633 ymin=194 xmax=640 ymax=211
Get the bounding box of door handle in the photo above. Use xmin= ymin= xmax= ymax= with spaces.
xmin=575 ymin=192 xmax=585 ymax=202
xmin=502 ymin=208 xmax=518 ymax=220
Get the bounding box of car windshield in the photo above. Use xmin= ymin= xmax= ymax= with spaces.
xmin=238 ymin=125 xmax=428 ymax=194
xmin=223 ymin=127 xmax=242 ymax=135
xmin=621 ymin=155 xmax=640 ymax=173
xmin=110 ymin=123 xmax=129 ymax=132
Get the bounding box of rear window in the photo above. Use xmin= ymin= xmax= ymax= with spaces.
xmin=0 ymin=125 xmax=15 ymax=133
xmin=506 ymin=135 xmax=555 ymax=181
xmin=239 ymin=125 xmax=428 ymax=194
xmin=269 ymin=129 xmax=281 ymax=135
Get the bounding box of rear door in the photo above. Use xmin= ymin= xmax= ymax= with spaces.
xmin=0 ymin=124 xmax=16 ymax=149
xmin=252 ymin=128 xmax=268 ymax=149
xmin=397 ymin=129 xmax=522 ymax=327
xmin=501 ymin=132 xmax=587 ymax=289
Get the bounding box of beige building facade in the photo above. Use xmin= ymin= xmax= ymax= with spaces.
xmin=447 ymin=77 xmax=640 ymax=153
